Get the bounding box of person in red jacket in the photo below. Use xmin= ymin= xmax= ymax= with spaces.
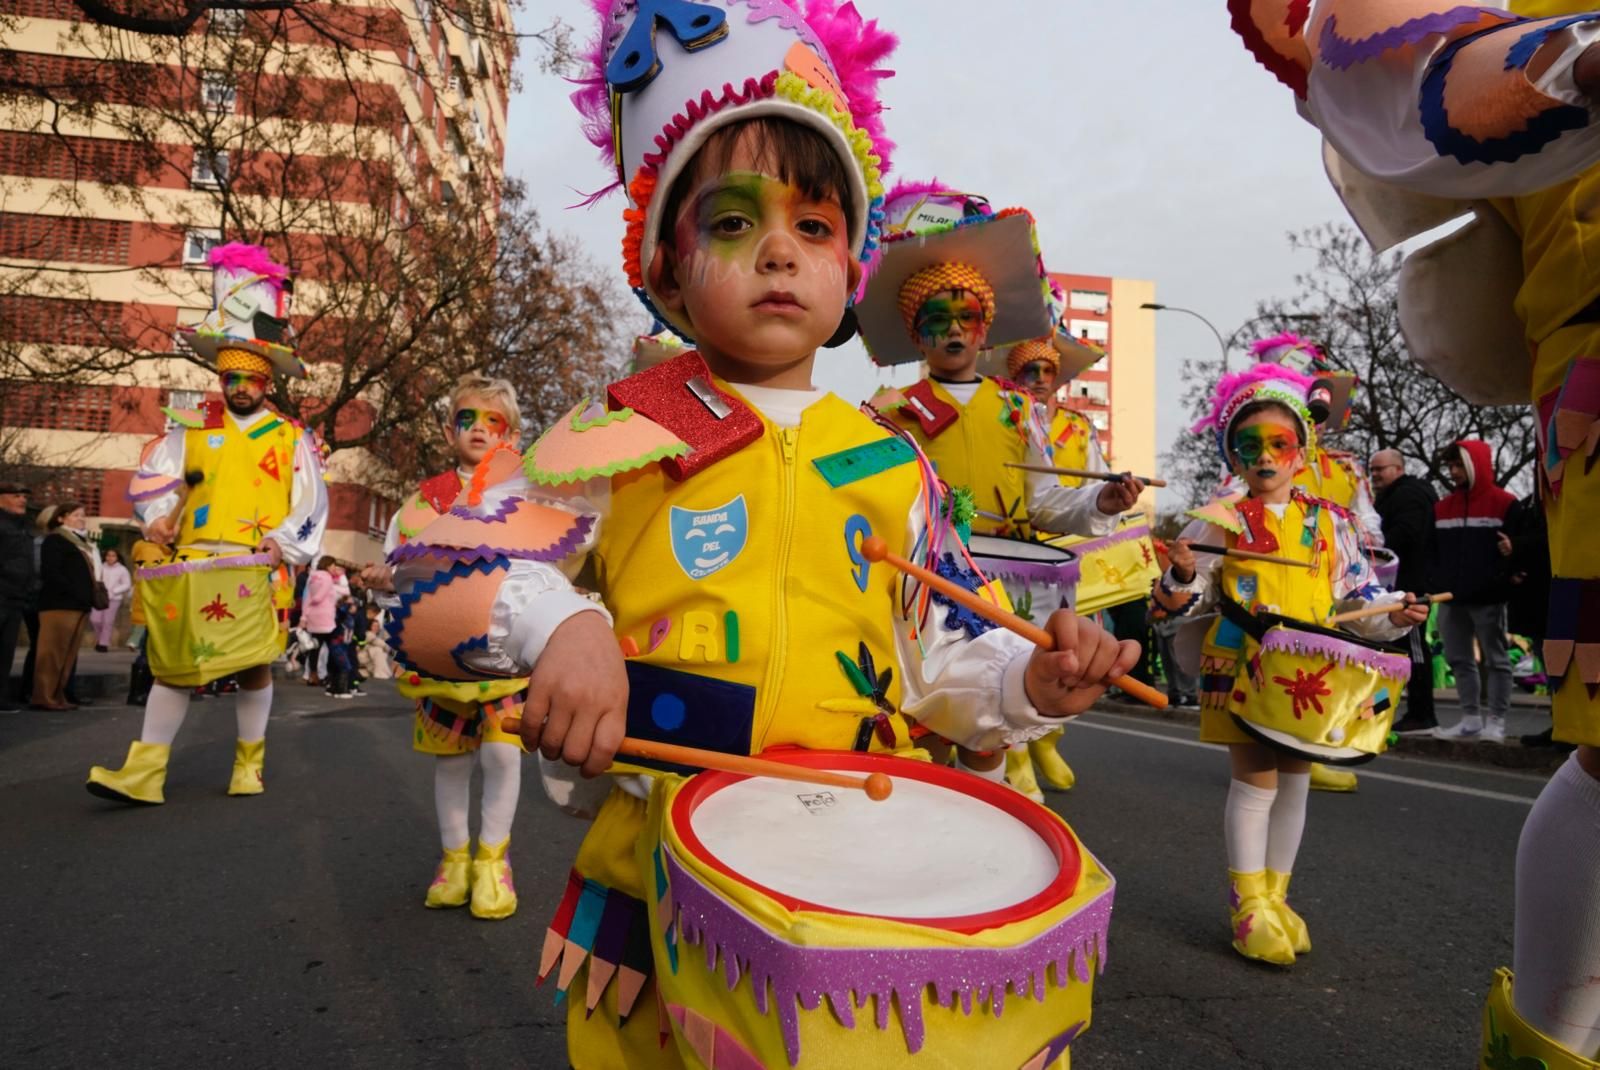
xmin=1433 ymin=440 xmax=1516 ymax=743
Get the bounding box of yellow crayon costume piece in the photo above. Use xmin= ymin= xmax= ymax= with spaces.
xmin=896 ymin=377 xmax=1031 ymax=536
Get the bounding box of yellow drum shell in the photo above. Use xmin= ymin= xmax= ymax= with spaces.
xmin=643 ymin=756 xmax=1112 ymax=1069
xmin=137 ymin=553 xmax=283 ymax=687
xmin=1228 ymin=623 xmax=1409 ymax=761
xmin=1048 ymin=518 xmax=1160 ymax=615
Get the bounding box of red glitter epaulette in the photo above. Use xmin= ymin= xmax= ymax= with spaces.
xmin=418 ymin=471 xmax=463 ymax=514
xmin=897 ymin=379 xmax=958 ymax=439
xmin=606 ymin=351 xmax=762 ymax=481
xmin=201 ymin=399 xmax=225 ymax=430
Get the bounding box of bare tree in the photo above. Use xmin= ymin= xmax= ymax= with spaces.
xmin=2 ymin=1 xmax=628 ymax=492
xmin=1164 ymin=223 xmax=1537 ymax=508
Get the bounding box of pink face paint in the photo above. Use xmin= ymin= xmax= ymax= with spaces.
xmin=671 ymin=171 xmax=849 ymax=293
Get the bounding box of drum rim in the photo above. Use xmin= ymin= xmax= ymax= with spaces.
xmin=671 ymin=750 xmax=1082 ymax=934
xmin=1230 ymin=714 xmax=1378 ymax=767
xmin=966 ymin=534 xmax=1079 ymax=565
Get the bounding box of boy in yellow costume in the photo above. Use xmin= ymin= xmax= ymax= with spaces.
xmin=1230 ymin=1 xmax=1600 ymax=1059
xmin=86 ymin=242 xmax=328 ymax=805
xmin=364 ymin=374 xmax=528 ymax=920
xmin=388 ymin=3 xmax=1140 ymax=1066
xmin=1155 ymin=362 xmax=1427 ymax=966
xmin=856 ymin=184 xmax=1143 ymax=792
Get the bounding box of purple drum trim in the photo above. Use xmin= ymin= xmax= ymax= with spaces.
xmin=1065 ymin=522 xmax=1151 ymax=557
xmin=969 ymin=555 xmax=1082 ymax=589
xmin=662 ymin=847 xmax=1113 ymax=1067
xmin=1318 ymin=7 xmax=1497 ymax=71
xmin=1260 ymin=627 xmax=1411 ymax=680
xmin=386 ymin=513 xmax=595 ymax=566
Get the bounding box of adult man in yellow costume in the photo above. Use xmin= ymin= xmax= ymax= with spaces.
xmin=1230 ymin=2 xmax=1600 ymax=1062
xmin=86 ymin=242 xmax=327 ymax=805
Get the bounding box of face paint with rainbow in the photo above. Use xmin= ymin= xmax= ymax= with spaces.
xmin=1230 ymin=422 xmax=1302 ymax=472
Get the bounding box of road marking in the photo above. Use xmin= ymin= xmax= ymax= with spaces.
xmin=1073 ymin=720 xmax=1540 ymax=806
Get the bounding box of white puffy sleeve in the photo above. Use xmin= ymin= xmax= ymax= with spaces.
xmin=131 ymin=428 xmax=187 ymax=528
xmin=263 ymin=429 xmax=329 ymax=567
xmin=1021 ymin=404 xmax=1117 ymax=538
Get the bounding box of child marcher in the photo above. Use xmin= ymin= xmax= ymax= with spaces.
xmin=1155 ymin=363 xmax=1428 ymax=965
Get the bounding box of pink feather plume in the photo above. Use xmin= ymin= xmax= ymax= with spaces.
xmin=568 ymin=0 xmax=618 ymax=165
xmin=207 ymin=242 xmax=289 ymax=280
xmin=1248 ymin=331 xmax=1323 ymax=362
xmin=1191 ymin=362 xmax=1316 ymax=436
xmin=801 ymin=0 xmax=898 ymax=175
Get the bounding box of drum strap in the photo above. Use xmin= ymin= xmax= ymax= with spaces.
xmin=1218 ymin=596 xmax=1269 ymax=643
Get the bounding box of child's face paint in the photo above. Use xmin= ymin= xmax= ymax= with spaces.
xmin=1228 ymin=414 xmax=1303 ymax=497
xmin=658 ymin=129 xmax=855 ymax=383
xmin=1015 ymin=360 xmax=1056 ymax=403
xmin=445 ymin=394 xmax=513 ymax=465
xmin=913 ymin=289 xmax=990 ymax=376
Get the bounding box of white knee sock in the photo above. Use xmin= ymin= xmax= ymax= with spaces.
xmin=476 ymin=741 xmax=522 ymax=847
xmin=1266 ymin=771 xmax=1310 ymax=874
xmin=1224 ymin=779 xmax=1277 ymax=874
xmin=235 ymin=683 xmax=272 ymax=743
xmin=139 ymin=683 xmax=191 ymax=746
xmin=434 ymin=754 xmax=473 ymax=851
xmin=956 ymin=750 xmax=1006 ymax=782
xmin=1513 ymin=756 xmax=1600 ymax=1058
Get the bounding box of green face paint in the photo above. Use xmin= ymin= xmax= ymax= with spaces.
xmin=1230 ymin=422 xmax=1302 ymax=468
xmin=914 ymin=291 xmax=986 ymax=345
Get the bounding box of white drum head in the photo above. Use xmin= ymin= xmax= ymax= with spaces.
xmin=968 ymin=535 xmax=1073 ymax=564
xmin=687 ymin=769 xmax=1060 ymax=918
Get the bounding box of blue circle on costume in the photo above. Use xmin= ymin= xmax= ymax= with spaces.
xmin=651 ymin=693 xmax=686 ymax=732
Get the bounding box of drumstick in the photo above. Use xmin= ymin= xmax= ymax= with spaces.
xmin=1185 ymin=543 xmax=1309 ymax=568
xmin=1325 ymin=592 xmax=1453 ymax=625
xmin=1004 ymin=462 xmax=1168 ymax=489
xmin=494 ymin=721 xmax=894 ymax=801
xmin=858 ymin=536 xmax=1169 ymax=710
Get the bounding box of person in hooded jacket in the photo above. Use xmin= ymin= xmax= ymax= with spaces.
xmin=1433 ymin=440 xmax=1516 ymax=743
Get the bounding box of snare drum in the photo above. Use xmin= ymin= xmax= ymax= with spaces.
xmin=967 ymin=534 xmax=1080 ymax=622
xmin=137 ymin=550 xmax=282 ymax=686
xmin=1047 ymin=517 xmax=1161 ymax=615
xmin=1369 ymin=546 xmax=1400 ymax=589
xmin=1226 ymin=611 xmax=1410 ymax=765
xmin=647 ymin=751 xmax=1113 ymax=1069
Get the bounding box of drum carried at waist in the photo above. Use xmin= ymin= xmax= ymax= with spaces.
xmin=136 ymin=550 xmax=283 ymax=687
xmin=1046 ymin=517 xmax=1161 ymax=615
xmin=647 ymin=751 xmax=1113 ymax=1069
xmin=966 ymin=534 xmax=1080 ymax=622
xmin=1219 ymin=601 xmax=1410 ymax=766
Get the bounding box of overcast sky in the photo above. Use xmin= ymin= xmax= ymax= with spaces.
xmin=504 ymin=1 xmax=1348 ymax=483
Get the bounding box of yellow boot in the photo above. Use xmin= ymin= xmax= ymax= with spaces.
xmin=1004 ymin=747 xmax=1045 ymax=803
xmin=1310 ymin=762 xmax=1357 ymax=793
xmin=86 ymin=741 xmax=170 ymax=805
xmin=1228 ymin=869 xmax=1296 ymax=966
xmin=424 ymin=843 xmax=471 ymax=909
xmin=228 ymin=739 xmax=265 ymax=796
xmin=1265 ymin=869 xmax=1311 ymax=955
xmin=470 ymin=837 xmax=517 ymax=920
xmin=1482 ymin=966 xmax=1600 ymax=1069
xmin=1029 ymin=729 xmax=1076 ymax=791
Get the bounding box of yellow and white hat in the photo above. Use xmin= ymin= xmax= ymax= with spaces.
xmin=179 ymin=242 xmax=305 ymax=378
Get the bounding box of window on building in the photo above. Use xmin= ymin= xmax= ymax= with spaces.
xmin=470 ymin=104 xmax=486 ymax=146
xmin=208 ymin=6 xmax=244 ymax=33
xmin=1089 ymin=411 xmax=1110 ymax=431
xmin=201 ymin=71 xmax=237 ymax=113
xmin=449 ymin=56 xmax=468 ymax=97
xmin=439 ymin=179 xmax=455 ymax=205
xmin=1073 ymin=379 xmax=1110 ymax=404
xmin=1068 ymin=289 xmax=1109 ymax=314
xmin=367 ymin=494 xmax=395 ymax=539
xmin=190 ymin=149 xmax=229 ymax=188
xmin=183 ymin=228 xmax=222 ymax=265
xmin=1070 ymin=318 xmax=1110 ymax=344
xmin=24 ymin=466 xmax=104 ymax=516
xmin=468 ymin=33 xmax=488 ymax=76
xmin=1 ymin=382 xmax=113 ymax=433
xmin=447 ymin=122 xmax=470 ymax=172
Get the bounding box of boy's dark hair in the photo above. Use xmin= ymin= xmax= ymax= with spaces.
xmin=658 ymin=117 xmax=855 ymax=247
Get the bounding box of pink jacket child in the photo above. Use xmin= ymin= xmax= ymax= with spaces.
xmin=300 ymin=565 xmax=337 ymax=634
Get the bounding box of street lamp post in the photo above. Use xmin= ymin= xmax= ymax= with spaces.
xmin=1140 ymin=303 xmax=1319 ymax=372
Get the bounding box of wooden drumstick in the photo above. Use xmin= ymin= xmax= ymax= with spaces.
xmin=858 ymin=536 xmax=1170 ymax=710
xmin=1004 ymin=462 xmax=1168 ymax=489
xmin=495 ymin=721 xmax=893 ymax=801
xmin=1325 ymin=592 xmax=1453 ymax=625
xmin=1185 ymin=542 xmax=1308 ymax=569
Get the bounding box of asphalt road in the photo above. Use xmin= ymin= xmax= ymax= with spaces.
xmin=0 ymin=681 xmax=1543 ymax=1069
